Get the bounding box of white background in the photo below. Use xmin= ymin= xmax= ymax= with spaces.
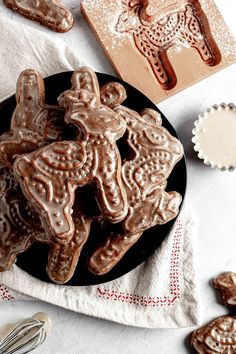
xmin=0 ymin=0 xmax=236 ymax=353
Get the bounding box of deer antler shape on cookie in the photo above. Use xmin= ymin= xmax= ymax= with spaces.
xmin=116 ymin=0 xmax=221 ymax=90
xmin=14 ymin=67 xmax=128 ymax=249
xmin=3 ymin=0 xmax=74 ymax=32
xmin=88 ymin=106 xmax=183 ymax=275
xmin=0 ymin=69 xmax=69 ymax=271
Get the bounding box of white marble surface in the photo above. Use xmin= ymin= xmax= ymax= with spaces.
xmin=0 ymin=0 xmax=236 ymax=353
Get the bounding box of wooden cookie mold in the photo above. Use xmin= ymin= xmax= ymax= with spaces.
xmin=81 ymin=0 xmax=236 ymax=103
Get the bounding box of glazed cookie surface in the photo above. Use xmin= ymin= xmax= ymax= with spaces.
xmin=0 ymin=69 xmax=68 ymax=167
xmin=0 ymin=67 xmax=184 ymax=284
xmin=88 ymin=106 xmax=183 ymax=275
xmin=3 ymin=0 xmax=74 ymax=32
xmin=0 ymin=69 xmax=70 ymax=274
xmin=14 ymin=67 xmax=128 ymax=245
xmin=0 ymin=167 xmax=43 ymax=271
xmin=214 ymin=272 xmax=236 ymax=309
xmin=191 ymin=316 xmax=236 ymax=353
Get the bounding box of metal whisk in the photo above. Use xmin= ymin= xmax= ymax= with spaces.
xmin=0 ymin=313 xmax=50 ymax=354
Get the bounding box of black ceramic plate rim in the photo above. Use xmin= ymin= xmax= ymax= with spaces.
xmin=0 ymin=71 xmax=187 ymax=286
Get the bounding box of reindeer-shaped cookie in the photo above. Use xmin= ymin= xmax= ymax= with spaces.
xmin=14 ymin=67 xmax=128 ymax=247
xmin=0 ymin=69 xmax=69 ymax=272
xmin=116 ymin=0 xmax=221 ymax=90
xmin=46 ymin=79 xmax=129 ymax=284
xmin=88 ymin=106 xmax=183 ymax=275
xmin=0 ymin=164 xmax=93 ymax=283
xmin=0 ymin=169 xmax=43 ymax=271
xmin=0 ymin=69 xmax=67 ymax=167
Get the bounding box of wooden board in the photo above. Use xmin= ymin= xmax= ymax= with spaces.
xmin=81 ymin=0 xmax=236 ymax=103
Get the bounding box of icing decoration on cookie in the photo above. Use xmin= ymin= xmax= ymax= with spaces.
xmin=88 ymin=106 xmax=183 ymax=275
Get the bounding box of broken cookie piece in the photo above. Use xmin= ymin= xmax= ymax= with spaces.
xmin=191 ymin=316 xmax=236 ymax=354
xmin=214 ymin=272 xmax=236 ymax=310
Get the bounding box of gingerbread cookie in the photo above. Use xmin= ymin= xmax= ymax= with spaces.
xmin=0 ymin=69 xmax=68 ymax=167
xmin=191 ymin=316 xmax=236 ymax=353
xmin=88 ymin=106 xmax=183 ymax=275
xmin=0 ymin=168 xmax=91 ymax=282
xmin=1 ymin=66 xmax=184 ymax=283
xmin=214 ymin=272 xmax=236 ymax=309
xmin=0 ymin=69 xmax=69 ymax=272
xmin=3 ymin=0 xmax=74 ymax=33
xmin=14 ymin=67 xmax=128 ymax=247
xmin=46 ymin=79 xmax=128 ymax=283
xmin=0 ymin=167 xmax=43 ymax=271
xmin=0 ymin=170 xmax=95 ymax=283
xmin=46 ymin=207 xmax=92 ymax=284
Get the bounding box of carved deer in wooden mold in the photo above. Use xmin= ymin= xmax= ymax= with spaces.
xmin=116 ymin=0 xmax=221 ymax=90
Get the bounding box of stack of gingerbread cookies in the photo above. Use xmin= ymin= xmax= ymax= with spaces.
xmin=0 ymin=67 xmax=184 ymax=284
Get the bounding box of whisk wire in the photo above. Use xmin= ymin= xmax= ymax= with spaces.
xmin=0 ymin=318 xmax=46 ymax=354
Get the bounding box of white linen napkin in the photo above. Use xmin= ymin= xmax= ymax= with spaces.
xmin=0 ymin=15 xmax=201 ymax=329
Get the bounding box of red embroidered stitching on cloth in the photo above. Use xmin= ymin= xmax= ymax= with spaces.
xmin=97 ymin=219 xmax=183 ymax=307
xmin=0 ymin=221 xmax=183 ymax=304
xmin=0 ymin=284 xmax=14 ymax=301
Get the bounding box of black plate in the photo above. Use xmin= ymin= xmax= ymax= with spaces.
xmin=0 ymin=71 xmax=187 ymax=286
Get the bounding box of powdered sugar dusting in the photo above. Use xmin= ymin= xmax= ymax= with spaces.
xmin=201 ymin=0 xmax=236 ymax=60
xmin=146 ymin=0 xmax=176 ymax=15
xmin=82 ymin=0 xmax=236 ymax=59
xmin=146 ymin=0 xmax=236 ymax=59
xmin=82 ymin=0 xmax=236 ymax=103
xmin=82 ymin=0 xmax=130 ymax=53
